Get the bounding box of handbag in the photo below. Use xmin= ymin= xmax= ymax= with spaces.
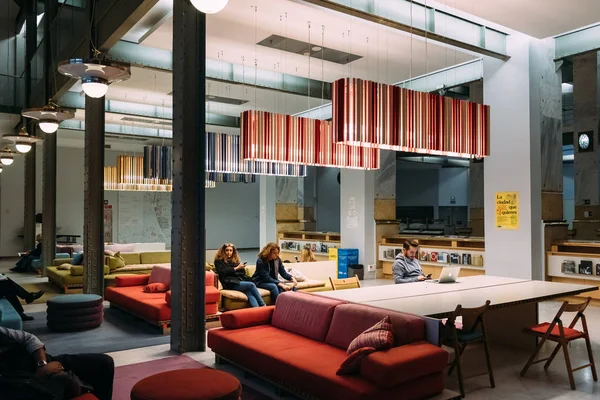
xmin=0 ymin=373 xmax=65 ymax=400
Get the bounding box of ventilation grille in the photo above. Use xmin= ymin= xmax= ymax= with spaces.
xmin=257 ymin=34 xmax=362 ymax=65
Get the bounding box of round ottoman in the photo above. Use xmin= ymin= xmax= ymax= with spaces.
xmin=46 ymin=294 xmax=103 ymax=332
xmin=131 ymin=368 xmax=241 ymax=400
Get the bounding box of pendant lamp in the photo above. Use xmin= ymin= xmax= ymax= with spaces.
xmin=21 ymin=103 xmax=74 ymax=135
xmin=3 ymin=127 xmax=43 ymax=154
xmin=0 ymin=148 xmax=17 ymax=166
xmin=58 ymin=59 xmax=130 ymax=98
xmin=190 ymin=0 xmax=228 ymax=14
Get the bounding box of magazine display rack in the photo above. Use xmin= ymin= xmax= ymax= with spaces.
xmin=547 ymin=241 xmax=600 ymax=301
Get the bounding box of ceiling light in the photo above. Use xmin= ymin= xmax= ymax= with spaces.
xmin=3 ymin=127 xmax=43 ymax=154
xmin=190 ymin=0 xmax=228 ymax=14
xmin=58 ymin=59 xmax=130 ymax=98
xmin=38 ymin=120 xmax=59 ymax=134
xmin=0 ymin=149 xmax=16 ymax=166
xmin=0 ymin=165 xmax=3 ymax=173
xmin=21 ymin=103 xmax=74 ymax=133
xmin=311 ymin=46 xmax=322 ymax=52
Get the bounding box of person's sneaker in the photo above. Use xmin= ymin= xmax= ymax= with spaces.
xmin=26 ymin=290 xmax=44 ymax=304
xmin=20 ymin=314 xmax=34 ymax=321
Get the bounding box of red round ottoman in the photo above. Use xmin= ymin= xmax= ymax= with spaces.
xmin=130 ymin=368 xmax=241 ymax=400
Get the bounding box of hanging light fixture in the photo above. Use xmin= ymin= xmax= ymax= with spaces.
xmin=190 ymin=0 xmax=228 ymax=14
xmin=58 ymin=59 xmax=130 ymax=98
xmin=21 ymin=103 xmax=74 ymax=135
xmin=3 ymin=127 xmax=43 ymax=153
xmin=0 ymin=148 xmax=17 ymax=166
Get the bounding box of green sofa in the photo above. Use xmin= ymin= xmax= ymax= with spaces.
xmin=46 ymin=251 xmax=171 ymax=293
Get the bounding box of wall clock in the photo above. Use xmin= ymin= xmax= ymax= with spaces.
xmin=578 ymin=131 xmax=593 ymax=152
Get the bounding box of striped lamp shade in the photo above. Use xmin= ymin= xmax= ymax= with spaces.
xmin=240 ymin=110 xmax=379 ymax=169
xmin=207 ymin=131 xmax=307 ymax=177
xmin=206 ymin=172 xmax=256 ymax=183
xmin=332 ymin=78 xmax=490 ymax=158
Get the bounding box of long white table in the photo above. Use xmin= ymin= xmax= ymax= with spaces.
xmin=317 ymin=276 xmax=598 ymax=349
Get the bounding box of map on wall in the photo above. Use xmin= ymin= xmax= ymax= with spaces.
xmin=118 ymin=192 xmax=171 ymax=244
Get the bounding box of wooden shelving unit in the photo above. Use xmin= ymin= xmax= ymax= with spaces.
xmin=379 ymin=235 xmax=485 ymax=279
xmin=278 ymin=231 xmax=340 ymax=262
xmin=546 ymin=241 xmax=600 ymax=301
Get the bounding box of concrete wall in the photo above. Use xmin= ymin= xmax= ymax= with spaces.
xmin=0 ymin=145 xmax=260 ymax=256
xmin=316 ymin=167 xmax=340 ymax=232
xmin=563 ymin=163 xmax=575 ymax=228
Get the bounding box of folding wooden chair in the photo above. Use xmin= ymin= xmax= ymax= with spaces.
xmin=442 ymin=300 xmax=494 ymax=398
xmin=520 ymin=297 xmax=597 ymax=390
xmin=329 ymin=276 xmax=361 ymax=291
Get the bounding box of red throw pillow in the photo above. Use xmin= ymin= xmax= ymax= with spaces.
xmin=346 ymin=316 xmax=394 ymax=354
xmin=337 ymin=347 xmax=377 ymax=375
xmin=143 ymin=282 xmax=169 ymax=293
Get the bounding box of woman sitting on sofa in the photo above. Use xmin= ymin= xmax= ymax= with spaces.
xmin=214 ymin=243 xmax=266 ymax=308
xmin=299 ymin=245 xmax=317 ymax=262
xmin=253 ymin=242 xmax=297 ymax=304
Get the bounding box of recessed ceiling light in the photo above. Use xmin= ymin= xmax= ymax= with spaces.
xmin=311 ymin=46 xmax=322 ymax=52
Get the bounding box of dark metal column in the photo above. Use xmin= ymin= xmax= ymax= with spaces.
xmin=23 ymin=0 xmax=37 ymax=253
xmin=41 ymin=0 xmax=58 ymax=271
xmin=171 ymin=0 xmax=206 ymax=353
xmin=83 ymin=96 xmax=105 ymax=295
xmin=83 ymin=0 xmax=105 ymax=295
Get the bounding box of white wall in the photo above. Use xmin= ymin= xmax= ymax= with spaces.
xmin=316 ymin=167 xmax=340 ymax=232
xmin=0 ymin=153 xmax=25 ymax=256
xmin=439 ymin=168 xmax=469 ymax=207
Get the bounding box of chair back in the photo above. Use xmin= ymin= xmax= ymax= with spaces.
xmin=444 ymin=300 xmax=490 ymax=339
xmin=329 ymin=276 xmax=361 ymax=290
xmin=552 ymin=297 xmax=591 ymax=333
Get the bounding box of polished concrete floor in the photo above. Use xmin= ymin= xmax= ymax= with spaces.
xmin=2 ymin=257 xmax=599 ymax=398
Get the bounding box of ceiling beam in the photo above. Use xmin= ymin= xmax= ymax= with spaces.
xmin=555 ymin=23 xmax=600 ymax=60
xmin=297 ymin=0 xmax=510 ymax=61
xmin=106 ymin=40 xmax=332 ymax=100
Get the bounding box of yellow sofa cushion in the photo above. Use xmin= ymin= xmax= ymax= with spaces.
xmin=120 ymin=252 xmax=141 ymax=265
xmin=69 ymin=265 xmax=110 ymax=276
xmin=140 ymin=251 xmax=171 ymax=264
xmin=46 ymin=267 xmax=84 ymax=286
xmin=105 ymin=252 xmax=126 ymax=270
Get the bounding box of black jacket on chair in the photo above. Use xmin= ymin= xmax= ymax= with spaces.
xmin=214 ymin=259 xmax=252 ymax=289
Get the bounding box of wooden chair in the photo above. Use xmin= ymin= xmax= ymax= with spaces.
xmin=442 ymin=301 xmax=494 ymax=398
xmin=520 ymin=297 xmax=597 ymax=390
xmin=329 ymin=276 xmax=361 ymax=291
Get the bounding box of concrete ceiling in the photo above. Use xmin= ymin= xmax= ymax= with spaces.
xmin=433 ymin=0 xmax=600 ymax=38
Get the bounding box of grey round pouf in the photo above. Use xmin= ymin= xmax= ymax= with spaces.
xmin=46 ymin=294 xmax=104 ymax=332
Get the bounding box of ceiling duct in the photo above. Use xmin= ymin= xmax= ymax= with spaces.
xmin=258 ymin=34 xmax=362 ymax=65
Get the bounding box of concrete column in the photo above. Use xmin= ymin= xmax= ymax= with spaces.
xmin=41 ymin=130 xmax=57 ymax=273
xmin=170 ymin=0 xmax=207 ymax=352
xmin=468 ymin=81 xmax=485 ymax=237
xmin=82 ymin=97 xmax=104 ymax=295
xmin=483 ymin=36 xmax=560 ymax=280
xmin=298 ymin=167 xmax=316 ymax=228
xmin=375 ymin=150 xmax=399 ymax=278
xmin=275 ymin=171 xmax=316 ymax=235
xmin=572 ymin=52 xmax=600 ymax=239
xmin=340 ymin=169 xmax=376 ymax=279
xmin=259 ymin=175 xmax=277 ymax=248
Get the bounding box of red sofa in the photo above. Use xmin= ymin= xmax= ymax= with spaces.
xmin=105 ymin=271 xmax=220 ymax=334
xmin=208 ymin=291 xmax=447 ymax=400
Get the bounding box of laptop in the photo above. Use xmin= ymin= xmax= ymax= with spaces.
xmin=431 ymin=266 xmax=461 ymax=283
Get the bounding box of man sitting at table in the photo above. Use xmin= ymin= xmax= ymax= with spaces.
xmin=393 ymin=239 xmax=429 ymax=284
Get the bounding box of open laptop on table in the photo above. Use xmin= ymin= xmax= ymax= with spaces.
xmin=429 ymin=266 xmax=461 ymax=283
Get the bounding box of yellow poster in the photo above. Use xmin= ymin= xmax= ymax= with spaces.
xmin=495 ymin=192 xmax=519 ymax=229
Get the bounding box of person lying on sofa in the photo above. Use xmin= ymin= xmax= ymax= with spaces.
xmin=0 ymin=326 xmax=114 ymax=400
xmin=253 ymin=242 xmax=298 ymax=304
xmin=214 ymin=242 xmax=266 ymax=308
xmin=0 ymin=273 xmax=43 ymax=321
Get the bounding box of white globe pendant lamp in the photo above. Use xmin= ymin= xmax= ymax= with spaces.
xmin=0 ymin=148 xmax=16 ymax=166
xmin=38 ymin=120 xmax=60 ymax=134
xmin=58 ymin=59 xmax=130 ymax=99
xmin=3 ymin=127 xmax=43 ymax=154
xmin=190 ymin=0 xmax=228 ymax=14
xmin=21 ymin=103 xmax=74 ymax=135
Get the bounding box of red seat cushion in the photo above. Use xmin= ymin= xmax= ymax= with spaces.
xmin=208 ymin=325 xmax=444 ymax=400
xmin=528 ymin=322 xmax=584 ymax=340
xmin=205 ymin=286 xmax=221 ymax=304
xmin=105 ymin=286 xmax=171 ymax=322
xmin=130 ymin=368 xmax=241 ymax=400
